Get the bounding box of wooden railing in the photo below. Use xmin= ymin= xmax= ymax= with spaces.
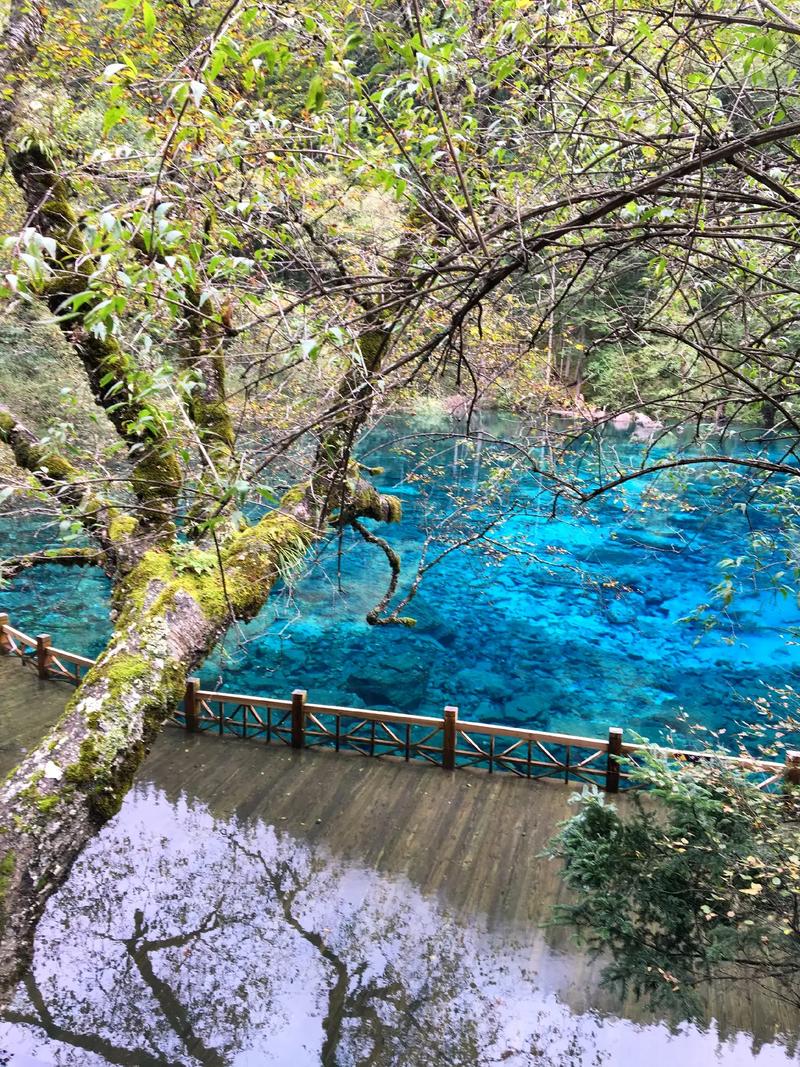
xmin=0 ymin=615 xmax=95 ymax=685
xmin=2 ymin=613 xmax=797 ymax=794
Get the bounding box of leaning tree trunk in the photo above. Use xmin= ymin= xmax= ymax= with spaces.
xmin=0 ymin=502 xmax=317 ymax=997
xmin=0 ymin=443 xmax=400 ymax=1003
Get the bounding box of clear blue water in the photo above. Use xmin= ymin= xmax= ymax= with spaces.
xmin=2 ymin=413 xmax=799 ymax=749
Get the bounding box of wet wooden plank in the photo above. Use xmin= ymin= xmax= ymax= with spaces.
xmin=0 ymin=656 xmax=72 ymax=778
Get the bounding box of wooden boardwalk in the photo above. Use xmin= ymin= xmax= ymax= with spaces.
xmin=0 ymin=654 xmax=68 ymax=780
xmin=2 ymin=653 xmax=799 ymax=1059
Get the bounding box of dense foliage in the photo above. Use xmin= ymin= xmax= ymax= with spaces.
xmin=550 ymin=743 xmax=800 ymax=1014
xmin=5 ymin=0 xmax=800 ymax=441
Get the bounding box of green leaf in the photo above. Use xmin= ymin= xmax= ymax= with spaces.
xmin=208 ymin=47 xmax=227 ymax=82
xmin=306 ymin=75 xmax=326 ymax=112
xmin=142 ymin=0 xmax=156 ymax=37
xmin=245 ymin=40 xmax=277 ymax=66
xmin=102 ymin=105 xmax=127 ymax=137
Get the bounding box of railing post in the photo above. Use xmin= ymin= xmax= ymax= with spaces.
xmin=443 ymin=705 xmax=458 ymax=770
xmin=184 ymin=677 xmax=200 ymax=733
xmin=606 ymin=727 xmax=623 ymax=793
xmin=785 ymin=750 xmax=800 ymax=789
xmin=35 ymin=633 xmax=52 ymax=680
xmin=0 ymin=614 xmax=11 ymax=655
xmin=291 ymin=689 xmax=307 ymax=750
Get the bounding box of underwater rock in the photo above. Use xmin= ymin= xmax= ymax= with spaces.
xmin=471 ymin=699 xmax=500 ymax=721
xmin=503 ymin=697 xmax=549 ymax=728
xmin=347 ymin=661 xmax=430 ymax=710
xmin=634 ymin=411 xmax=663 ymax=430
xmin=418 ymin=614 xmax=459 ymax=648
xmin=455 ymin=667 xmax=508 ymax=701
xmin=605 ymin=599 xmax=637 ymax=626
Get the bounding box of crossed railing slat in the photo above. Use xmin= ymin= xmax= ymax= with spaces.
xmin=2 ymin=613 xmax=797 ymax=794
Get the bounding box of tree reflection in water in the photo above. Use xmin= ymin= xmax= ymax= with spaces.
xmin=0 ymin=784 xmax=794 ymax=1066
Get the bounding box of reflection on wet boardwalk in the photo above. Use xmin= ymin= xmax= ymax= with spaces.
xmin=0 ymin=656 xmax=798 ymax=1065
xmin=0 ymin=656 xmax=69 ymax=780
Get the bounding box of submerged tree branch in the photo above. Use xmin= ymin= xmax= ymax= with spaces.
xmin=351 ymin=517 xmax=413 ymax=627
xmin=0 ymin=547 xmax=107 ymax=581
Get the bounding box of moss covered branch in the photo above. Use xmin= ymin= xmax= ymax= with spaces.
xmin=0 ymin=405 xmax=116 ymax=542
xmin=179 ymin=284 xmax=238 ymax=530
xmin=0 ymin=547 xmax=107 ymax=581
xmin=0 ymin=406 xmax=81 ymax=487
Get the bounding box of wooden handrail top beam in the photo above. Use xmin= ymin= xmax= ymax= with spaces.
xmin=304 ymin=702 xmax=443 ymax=728
xmin=49 ymin=647 xmax=95 ymax=667
xmin=196 ymin=690 xmax=292 ymax=711
xmin=457 ymin=718 xmax=609 ymax=749
xmin=2 ymin=623 xmax=36 ymax=646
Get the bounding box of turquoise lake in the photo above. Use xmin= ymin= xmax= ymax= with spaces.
xmin=2 ymin=412 xmax=799 ymax=749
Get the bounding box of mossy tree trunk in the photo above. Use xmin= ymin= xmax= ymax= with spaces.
xmin=0 ymin=366 xmax=406 ymax=1003
xmin=0 ymin=498 xmax=317 ymax=994
xmin=0 ymin=411 xmax=401 ymax=1001
xmin=0 ymin=0 xmax=402 ymax=1004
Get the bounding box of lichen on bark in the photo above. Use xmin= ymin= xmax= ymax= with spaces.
xmin=3 ymin=133 xmax=183 ymax=525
